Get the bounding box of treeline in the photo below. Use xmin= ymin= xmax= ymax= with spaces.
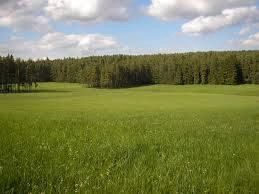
xmin=0 ymin=55 xmax=53 ymax=92
xmin=48 ymin=51 xmax=259 ymax=87
xmin=0 ymin=55 xmax=39 ymax=93
xmin=1 ymin=51 xmax=259 ymax=91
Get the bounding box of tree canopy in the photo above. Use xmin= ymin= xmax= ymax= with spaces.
xmin=1 ymin=51 xmax=259 ymax=92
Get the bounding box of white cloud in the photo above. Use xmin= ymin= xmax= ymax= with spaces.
xmin=39 ymin=32 xmax=118 ymax=52
xmin=146 ymin=0 xmax=259 ymax=35
xmin=182 ymin=6 xmax=259 ymax=35
xmin=229 ymin=32 xmax=259 ymax=49
xmin=239 ymin=26 xmax=252 ymax=35
xmin=146 ymin=0 xmax=255 ymax=21
xmin=0 ymin=32 xmax=119 ymax=59
xmin=0 ymin=0 xmax=50 ymax=32
xmin=0 ymin=0 xmax=133 ymax=32
xmin=240 ymin=32 xmax=259 ymax=47
xmin=45 ymin=0 xmax=131 ymax=22
xmin=239 ymin=23 xmax=259 ymax=35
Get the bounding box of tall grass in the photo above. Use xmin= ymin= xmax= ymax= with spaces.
xmin=0 ymin=83 xmax=258 ymax=193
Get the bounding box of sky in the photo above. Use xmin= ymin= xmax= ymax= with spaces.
xmin=0 ymin=0 xmax=259 ymax=59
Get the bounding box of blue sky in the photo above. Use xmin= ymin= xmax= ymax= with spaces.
xmin=0 ymin=0 xmax=259 ymax=59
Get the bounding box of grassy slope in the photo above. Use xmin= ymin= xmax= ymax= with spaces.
xmin=0 ymin=83 xmax=258 ymax=193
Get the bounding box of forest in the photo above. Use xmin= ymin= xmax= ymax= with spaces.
xmin=1 ymin=51 xmax=259 ymax=92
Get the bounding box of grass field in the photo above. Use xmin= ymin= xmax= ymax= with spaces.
xmin=0 ymin=83 xmax=258 ymax=193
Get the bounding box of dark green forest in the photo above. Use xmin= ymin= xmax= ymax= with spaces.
xmin=1 ymin=51 xmax=259 ymax=92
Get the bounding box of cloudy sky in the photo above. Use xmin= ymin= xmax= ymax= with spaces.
xmin=0 ymin=0 xmax=259 ymax=59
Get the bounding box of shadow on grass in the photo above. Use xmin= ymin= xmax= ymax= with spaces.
xmin=85 ymin=84 xmax=156 ymax=90
xmin=32 ymin=89 xmax=71 ymax=93
xmin=0 ymin=89 xmax=71 ymax=94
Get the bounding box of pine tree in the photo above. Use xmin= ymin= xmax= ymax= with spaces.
xmin=223 ymin=55 xmax=239 ymax=85
xmin=174 ymin=65 xmax=183 ymax=85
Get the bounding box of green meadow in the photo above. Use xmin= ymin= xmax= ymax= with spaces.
xmin=0 ymin=83 xmax=258 ymax=193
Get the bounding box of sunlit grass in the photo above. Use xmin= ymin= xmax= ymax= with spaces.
xmin=0 ymin=83 xmax=258 ymax=193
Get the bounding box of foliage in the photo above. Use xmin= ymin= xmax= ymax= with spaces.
xmin=0 ymin=55 xmax=43 ymax=93
xmin=1 ymin=51 xmax=259 ymax=91
xmin=45 ymin=51 xmax=259 ymax=87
